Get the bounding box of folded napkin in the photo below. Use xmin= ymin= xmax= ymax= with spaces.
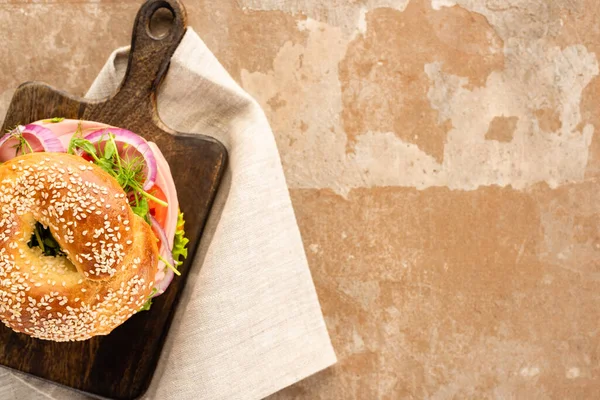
xmin=0 ymin=28 xmax=336 ymax=400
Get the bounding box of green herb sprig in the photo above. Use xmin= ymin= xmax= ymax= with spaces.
xmin=5 ymin=125 xmax=33 ymax=157
xmin=139 ymin=288 xmax=158 ymax=312
xmin=173 ymin=212 xmax=189 ymax=267
xmin=43 ymin=117 xmax=65 ymax=123
xmin=159 ymin=254 xmax=181 ymax=276
xmin=67 ymin=127 xmax=167 ymax=221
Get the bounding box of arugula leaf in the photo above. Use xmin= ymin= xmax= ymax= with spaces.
xmin=95 ymin=157 xmax=115 ymax=176
xmin=131 ymin=196 xmax=150 ymax=222
xmin=69 ymin=138 xmax=97 ymax=157
xmin=139 ymin=288 xmax=158 ymax=312
xmin=172 ymin=212 xmax=189 ymax=267
xmin=103 ymin=139 xmax=116 ymax=160
xmin=139 ymin=299 xmax=153 ymax=311
xmin=67 ymin=123 xmax=97 ymax=158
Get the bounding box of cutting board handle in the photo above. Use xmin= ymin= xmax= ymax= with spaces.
xmin=114 ymin=0 xmax=187 ymax=117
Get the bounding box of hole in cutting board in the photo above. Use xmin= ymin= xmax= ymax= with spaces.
xmin=149 ymin=7 xmax=174 ymax=39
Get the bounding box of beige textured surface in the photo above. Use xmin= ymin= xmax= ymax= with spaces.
xmin=1 ymin=0 xmax=600 ymax=398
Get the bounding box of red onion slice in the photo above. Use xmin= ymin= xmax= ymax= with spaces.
xmin=0 ymin=124 xmax=65 ymax=161
xmin=31 ymin=119 xmax=113 ymax=149
xmin=149 ymin=215 xmax=176 ymax=296
xmin=84 ymin=128 xmax=157 ymax=190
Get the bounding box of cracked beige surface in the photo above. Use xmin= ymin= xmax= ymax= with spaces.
xmin=1 ymin=0 xmax=600 ymax=398
xmin=243 ymin=0 xmax=598 ymax=194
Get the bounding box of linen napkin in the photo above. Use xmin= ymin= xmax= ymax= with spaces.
xmin=0 ymin=28 xmax=336 ymax=400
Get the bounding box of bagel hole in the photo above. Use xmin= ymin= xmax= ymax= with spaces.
xmin=28 ymin=221 xmax=65 ymax=258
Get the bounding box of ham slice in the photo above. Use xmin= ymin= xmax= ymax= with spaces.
xmin=148 ymin=142 xmax=179 ymax=287
xmin=148 ymin=142 xmax=178 ymax=249
xmin=0 ymin=132 xmax=45 ymax=161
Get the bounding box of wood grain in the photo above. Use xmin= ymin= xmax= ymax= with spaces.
xmin=0 ymin=1 xmax=227 ymax=399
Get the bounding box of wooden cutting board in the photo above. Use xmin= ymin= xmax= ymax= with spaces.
xmin=0 ymin=1 xmax=227 ymax=399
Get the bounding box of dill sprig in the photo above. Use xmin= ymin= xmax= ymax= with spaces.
xmin=159 ymin=254 xmax=181 ymax=276
xmin=6 ymin=125 xmax=33 ymax=156
xmin=67 ymin=128 xmax=167 ymax=222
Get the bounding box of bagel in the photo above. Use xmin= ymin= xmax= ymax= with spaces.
xmin=0 ymin=152 xmax=158 ymax=341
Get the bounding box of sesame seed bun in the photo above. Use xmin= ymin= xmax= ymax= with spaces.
xmin=0 ymin=152 xmax=158 ymax=341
